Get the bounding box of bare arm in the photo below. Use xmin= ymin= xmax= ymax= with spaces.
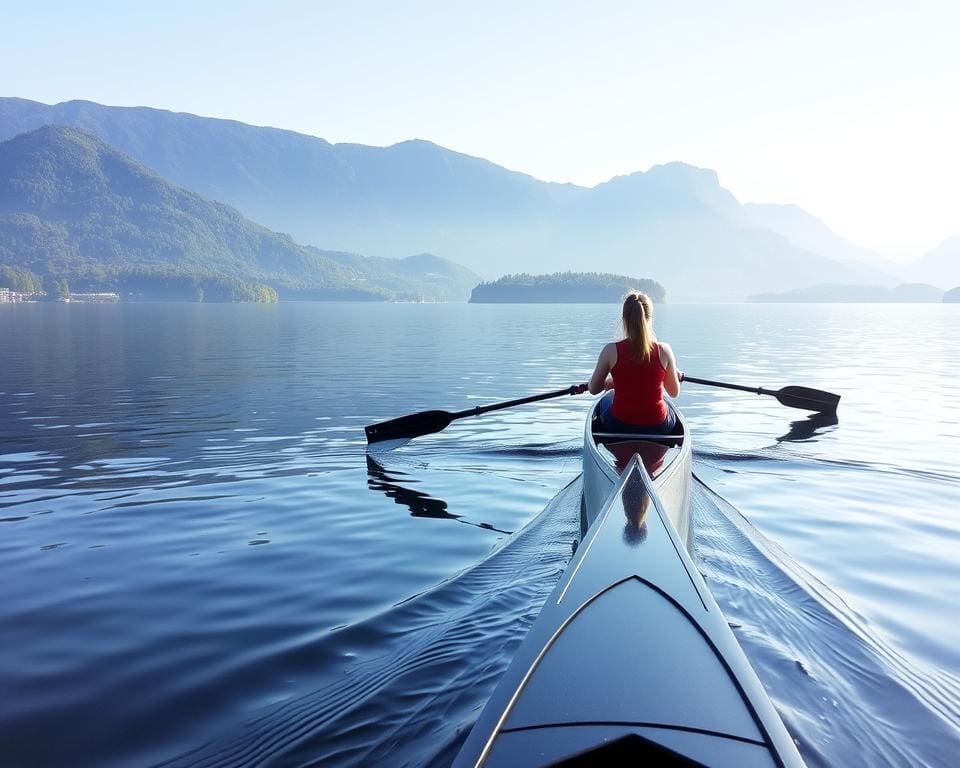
xmin=588 ymin=343 xmax=616 ymax=395
xmin=659 ymin=342 xmax=681 ymax=398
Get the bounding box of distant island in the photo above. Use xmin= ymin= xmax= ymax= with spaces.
xmin=748 ymin=283 xmax=946 ymax=303
xmin=944 ymin=287 xmax=960 ymax=303
xmin=0 ymin=126 xmax=480 ymax=303
xmin=470 ymin=272 xmax=666 ymax=303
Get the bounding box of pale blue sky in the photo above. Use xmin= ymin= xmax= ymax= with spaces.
xmin=3 ymin=1 xmax=958 ymax=256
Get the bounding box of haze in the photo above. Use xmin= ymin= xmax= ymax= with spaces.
xmin=4 ymin=1 xmax=957 ymax=258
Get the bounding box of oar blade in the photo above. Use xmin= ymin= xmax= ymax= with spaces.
xmin=776 ymin=386 xmax=840 ymax=413
xmin=365 ymin=409 xmax=454 ymax=444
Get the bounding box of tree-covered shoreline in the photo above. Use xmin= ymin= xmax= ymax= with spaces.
xmin=470 ymin=271 xmax=666 ymax=303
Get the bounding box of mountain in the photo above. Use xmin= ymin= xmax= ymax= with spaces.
xmin=320 ymin=251 xmax=481 ymax=302
xmin=0 ymin=98 xmax=572 ymax=269
xmin=0 ymin=98 xmax=894 ymax=299
xmin=904 ymin=236 xmax=960 ymax=289
xmin=0 ymin=125 xmax=479 ymax=301
xmin=536 ymin=166 xmax=896 ymax=300
xmin=743 ymin=203 xmax=903 ymax=284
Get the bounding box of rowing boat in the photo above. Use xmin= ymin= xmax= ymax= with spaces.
xmin=452 ymin=398 xmax=805 ymax=767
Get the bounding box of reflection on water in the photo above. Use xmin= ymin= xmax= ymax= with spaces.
xmin=365 ymin=454 xmax=511 ymax=534
xmin=600 ymin=439 xmax=671 ymax=476
xmin=366 ymin=453 xmax=452 ymax=518
xmin=775 ymin=411 xmax=840 ymax=443
xmin=620 ymin=472 xmax=650 ymax=547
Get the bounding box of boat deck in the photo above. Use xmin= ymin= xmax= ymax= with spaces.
xmin=452 ymin=456 xmax=804 ymax=767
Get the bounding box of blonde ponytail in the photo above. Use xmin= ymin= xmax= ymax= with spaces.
xmin=622 ymin=291 xmax=655 ymax=363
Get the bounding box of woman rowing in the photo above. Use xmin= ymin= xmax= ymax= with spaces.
xmin=588 ymin=290 xmax=682 ymax=435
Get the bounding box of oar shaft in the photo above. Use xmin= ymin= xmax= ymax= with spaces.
xmin=683 ymin=374 xmax=839 ymax=412
xmin=682 ymin=375 xmax=768 ymax=395
xmin=365 ymin=383 xmax=588 ymax=443
xmin=452 ymin=384 xmax=586 ymax=419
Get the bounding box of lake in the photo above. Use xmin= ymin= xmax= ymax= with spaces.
xmin=1 ymin=301 xmax=958 ymax=767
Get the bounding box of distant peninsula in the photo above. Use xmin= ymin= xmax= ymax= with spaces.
xmin=470 ymin=272 xmax=666 ymax=303
xmin=748 ymin=283 xmax=946 ymax=303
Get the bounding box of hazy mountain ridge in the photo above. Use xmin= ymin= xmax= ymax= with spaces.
xmin=904 ymin=235 xmax=960 ymax=289
xmin=541 ymin=183 xmax=885 ymax=300
xmin=749 ymin=282 xmax=946 ymax=303
xmin=743 ymin=203 xmax=903 ymax=284
xmin=0 ymin=125 xmax=480 ymax=301
xmin=0 ymin=98 xmax=945 ymax=299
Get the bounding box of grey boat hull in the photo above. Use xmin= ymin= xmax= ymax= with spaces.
xmin=452 ymin=401 xmax=804 ymax=767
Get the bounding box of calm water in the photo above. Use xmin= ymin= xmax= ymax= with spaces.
xmin=1 ymin=302 xmax=958 ymax=768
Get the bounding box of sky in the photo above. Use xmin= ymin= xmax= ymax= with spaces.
xmin=3 ymin=1 xmax=958 ymax=259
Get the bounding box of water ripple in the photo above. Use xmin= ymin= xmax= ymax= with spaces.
xmin=156 ymin=478 xmax=582 ymax=768
xmin=693 ymin=477 xmax=960 ymax=768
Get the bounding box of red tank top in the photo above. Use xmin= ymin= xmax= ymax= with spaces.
xmin=610 ymin=340 xmax=668 ymax=426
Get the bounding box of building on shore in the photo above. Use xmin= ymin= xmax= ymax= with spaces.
xmin=0 ymin=290 xmax=121 ymax=303
xmin=67 ymin=293 xmax=120 ymax=302
xmin=0 ymin=288 xmax=39 ymax=303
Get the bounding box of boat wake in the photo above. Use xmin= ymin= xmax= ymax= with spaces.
xmin=155 ymin=462 xmax=959 ymax=768
xmin=156 ymin=478 xmax=583 ymax=768
xmin=693 ymin=476 xmax=960 ymax=768
xmin=694 ymin=445 xmax=960 ymax=488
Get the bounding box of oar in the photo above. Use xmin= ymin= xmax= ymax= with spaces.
xmin=682 ymin=375 xmax=839 ymax=413
xmin=365 ymin=383 xmax=587 ymax=444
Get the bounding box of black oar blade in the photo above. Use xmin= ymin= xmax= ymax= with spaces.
xmin=775 ymin=386 xmax=840 ymax=413
xmin=365 ymin=409 xmax=454 ymax=444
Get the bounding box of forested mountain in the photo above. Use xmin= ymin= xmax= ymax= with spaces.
xmin=470 ymin=272 xmax=665 ymax=303
xmin=0 ymin=126 xmax=479 ymax=301
xmin=0 ymin=98 xmax=570 ymax=275
xmin=320 ymin=250 xmax=481 ymax=301
xmin=0 ymin=98 xmax=894 ymax=300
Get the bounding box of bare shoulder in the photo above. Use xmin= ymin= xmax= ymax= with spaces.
xmin=602 ymin=341 xmax=618 ymax=365
xmin=658 ymin=341 xmax=676 ymax=366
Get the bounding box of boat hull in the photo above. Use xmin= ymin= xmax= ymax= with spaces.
xmin=452 ymin=402 xmax=805 ymax=767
